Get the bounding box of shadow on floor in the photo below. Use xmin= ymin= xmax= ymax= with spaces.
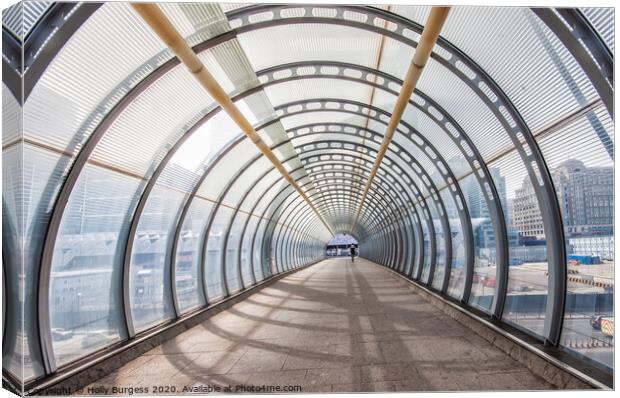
xmin=85 ymin=259 xmax=555 ymax=394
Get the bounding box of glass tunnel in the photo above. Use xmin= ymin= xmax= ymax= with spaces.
xmin=1 ymin=1 xmax=615 ymax=392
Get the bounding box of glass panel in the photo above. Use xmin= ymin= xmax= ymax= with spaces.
xmin=2 ymin=85 xmax=21 ymax=146
xmin=440 ymin=188 xmax=465 ymax=298
xmin=280 ymin=111 xmax=368 ymax=132
xmin=2 ymin=143 xmax=47 ymax=381
xmin=196 ymin=139 xmax=259 ymax=200
xmin=253 ymin=217 xmax=269 ymax=279
xmin=271 ymin=222 xmax=285 ymax=273
xmin=90 ymin=61 xmax=215 ymax=178
xmin=221 ymin=157 xmax=272 ymax=206
xmin=418 ymin=204 xmax=432 ymax=281
xmin=17 ymin=3 xmax=614 ymax=378
xmin=288 ymin=231 xmax=299 ymax=269
xmin=175 ymin=198 xmax=213 ymax=313
xmin=129 ymin=185 xmax=184 ymax=332
xmin=2 ymin=2 xmax=52 ymax=39
xmin=254 ymin=180 xmax=296 ymax=216
xmin=492 ymin=152 xmax=547 ymax=338
xmin=409 ymin=56 xmax=512 ymax=162
xmin=398 ymin=222 xmax=411 ymax=274
xmin=237 ymin=23 xmax=381 ymax=71
xmin=436 ymin=7 xmax=599 ymax=133
xmin=23 ymin=2 xmax=232 ymax=160
xmin=243 ymin=215 xmax=264 ymax=282
xmin=50 ymin=164 xmax=140 ymax=366
xmin=407 ymin=212 xmax=421 ymax=277
xmin=297 ymin=235 xmax=306 ymax=268
xmin=392 ymin=225 xmax=401 ymax=269
xmin=292 ymin=131 xmax=365 ymax=148
xmin=422 ymin=200 xmax=442 ymax=286
xmin=162 ymin=3 xmax=231 ymax=43
xmin=164 ymin=113 xmax=240 ymax=190
xmin=264 ymin=78 xmax=372 ymax=109
xmin=282 ymin=228 xmax=296 ymax=270
xmin=460 ymin=173 xmax=501 ymax=312
xmin=24 ymin=3 xmax=171 ymax=155
xmin=242 ymin=213 xmax=257 ymax=283
xmin=205 ymin=206 xmax=234 ymax=299
xmin=222 ymin=207 xmax=242 ymax=293
xmin=280 ymin=228 xmax=294 ymax=270
xmin=227 ymin=212 xmax=250 ymax=288
xmin=18 ymin=15 xmax=238 ymax=363
xmin=378 ymin=21 xmax=552 ymax=337
xmin=2 ymin=85 xmax=43 ymax=381
xmin=271 ymin=193 xmax=304 ymax=228
xmin=287 ymin=233 xmax=297 ymax=269
xmin=262 ymin=193 xmax=296 ymax=277
xmin=220 ymin=3 xmax=248 ymax=13
xmin=239 ymin=168 xmax=282 ymax=213
xmin=538 ymin=107 xmax=613 ymax=369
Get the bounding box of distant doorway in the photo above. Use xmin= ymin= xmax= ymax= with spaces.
xmin=326 ymin=234 xmax=358 ymax=257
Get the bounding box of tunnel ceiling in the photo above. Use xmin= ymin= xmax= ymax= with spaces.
xmin=2 ymin=1 xmax=614 ymax=385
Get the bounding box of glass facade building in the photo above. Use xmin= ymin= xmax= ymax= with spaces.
xmin=1 ymin=1 xmax=614 ymax=391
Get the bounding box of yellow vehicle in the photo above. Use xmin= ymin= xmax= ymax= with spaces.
xmin=601 ymin=318 xmax=614 ymax=338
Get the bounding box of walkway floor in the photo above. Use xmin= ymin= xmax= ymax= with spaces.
xmin=86 ymin=258 xmax=554 ymax=393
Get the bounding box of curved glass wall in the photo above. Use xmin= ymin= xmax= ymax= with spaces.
xmin=1 ymin=1 xmax=614 ymax=386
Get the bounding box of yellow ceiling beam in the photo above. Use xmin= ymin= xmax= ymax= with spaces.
xmin=351 ymin=7 xmax=450 ymax=232
xmin=132 ymin=3 xmax=334 ymax=236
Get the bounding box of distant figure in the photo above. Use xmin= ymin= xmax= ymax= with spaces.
xmin=350 ymin=244 xmax=356 ymax=262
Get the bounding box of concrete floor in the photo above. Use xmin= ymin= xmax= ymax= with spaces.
xmin=85 ymin=258 xmax=554 ymax=394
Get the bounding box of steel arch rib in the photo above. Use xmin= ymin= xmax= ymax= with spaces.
xmin=297 ymin=147 xmax=426 ymax=243
xmin=531 ymin=8 xmax=613 ymax=120
xmin=124 ymin=105 xmax=224 ymax=332
xmin=257 ymin=61 xmax=508 ymax=297
xmin=246 ymin=139 xmax=424 ymax=245
xmin=277 ymin=174 xmax=412 ymax=257
xmin=256 ymin=159 xmax=415 ymax=258
xmin=225 ymin=167 xmax=287 ymax=288
xmin=234 ymin=167 xmax=306 ymax=285
xmin=256 ymin=151 xmax=426 ymax=278
xmin=257 ymin=179 xmax=406 ymax=273
xmin=293 ymin=185 xmax=411 ymax=259
xmin=298 ymin=149 xmax=434 ymax=243
xmin=236 ymin=165 xmax=329 ymax=282
xmin=300 ymin=158 xmax=411 ymax=243
xmin=272 ymin=104 xmax=467 ymax=290
xmin=219 ymin=153 xmax=302 ymax=291
xmin=197 ymin=138 xmax=294 ymax=299
xmin=302 ymin=158 xmax=425 ymax=271
xmin=270 ymin=97 xmax=483 ymax=293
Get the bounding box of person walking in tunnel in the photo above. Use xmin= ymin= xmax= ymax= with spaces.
xmin=350 ymin=244 xmax=357 ymax=262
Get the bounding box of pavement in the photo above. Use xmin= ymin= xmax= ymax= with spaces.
xmin=83 ymin=258 xmax=557 ymax=394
